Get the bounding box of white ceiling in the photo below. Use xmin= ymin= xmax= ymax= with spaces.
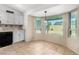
xmin=5 ymin=4 xmax=79 ymax=16
xmin=31 ymin=4 xmax=79 ymax=16
xmin=6 ymin=4 xmax=58 ymax=13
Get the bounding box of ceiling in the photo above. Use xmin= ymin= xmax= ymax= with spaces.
xmin=5 ymin=4 xmax=79 ymax=16
xmin=6 ymin=4 xmax=58 ymax=13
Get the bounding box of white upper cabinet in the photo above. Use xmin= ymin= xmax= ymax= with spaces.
xmin=14 ymin=11 xmax=24 ymax=25
xmin=14 ymin=11 xmax=20 ymax=25
xmin=0 ymin=5 xmax=23 ymax=25
xmin=0 ymin=5 xmax=8 ymax=24
xmin=0 ymin=11 xmax=7 ymax=24
xmin=6 ymin=10 xmax=15 ymax=24
xmin=19 ymin=14 xmax=24 ymax=25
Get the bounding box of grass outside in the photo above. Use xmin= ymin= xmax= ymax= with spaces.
xmin=47 ymin=25 xmax=63 ymax=34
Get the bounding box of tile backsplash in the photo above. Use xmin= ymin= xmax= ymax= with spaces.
xmin=0 ymin=24 xmax=23 ymax=32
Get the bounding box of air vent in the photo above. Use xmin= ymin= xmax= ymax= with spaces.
xmin=6 ymin=10 xmax=14 ymax=14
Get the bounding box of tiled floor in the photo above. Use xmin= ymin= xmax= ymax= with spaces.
xmin=0 ymin=40 xmax=77 ymax=55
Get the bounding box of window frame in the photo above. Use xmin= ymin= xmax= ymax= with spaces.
xmin=69 ymin=10 xmax=77 ymax=37
xmin=34 ymin=17 xmax=42 ymax=33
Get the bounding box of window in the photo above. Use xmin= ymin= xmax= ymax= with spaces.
xmin=45 ymin=15 xmax=63 ymax=35
xmin=70 ymin=11 xmax=77 ymax=36
xmin=34 ymin=17 xmax=41 ymax=33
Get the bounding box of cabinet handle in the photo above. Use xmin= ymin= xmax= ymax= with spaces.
xmin=6 ymin=10 xmax=14 ymax=14
xmin=0 ymin=20 xmax=1 ymax=24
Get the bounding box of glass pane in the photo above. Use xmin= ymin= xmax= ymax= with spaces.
xmin=71 ymin=11 xmax=77 ymax=36
xmin=45 ymin=15 xmax=63 ymax=35
xmin=34 ymin=17 xmax=41 ymax=33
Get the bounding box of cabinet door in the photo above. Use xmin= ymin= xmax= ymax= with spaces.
xmin=14 ymin=12 xmax=19 ymax=25
xmin=14 ymin=11 xmax=23 ymax=25
xmin=19 ymin=15 xmax=23 ymax=25
xmin=6 ymin=12 xmax=15 ymax=24
xmin=0 ymin=8 xmax=8 ymax=24
xmin=13 ymin=31 xmax=20 ymax=43
xmin=13 ymin=31 xmax=17 ymax=43
xmin=19 ymin=30 xmax=24 ymax=41
xmin=14 ymin=14 xmax=17 ymax=24
xmin=13 ymin=30 xmax=24 ymax=43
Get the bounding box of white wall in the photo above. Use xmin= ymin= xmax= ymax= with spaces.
xmin=67 ymin=37 xmax=79 ymax=54
xmin=24 ymin=13 xmax=35 ymax=42
xmin=33 ymin=34 xmax=65 ymax=46
xmin=24 ymin=13 xmax=30 ymax=42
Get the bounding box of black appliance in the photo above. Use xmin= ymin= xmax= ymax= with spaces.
xmin=0 ymin=32 xmax=13 ymax=47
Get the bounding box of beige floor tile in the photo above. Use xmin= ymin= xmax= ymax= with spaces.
xmin=0 ymin=40 xmax=77 ymax=55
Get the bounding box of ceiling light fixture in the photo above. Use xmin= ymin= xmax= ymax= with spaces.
xmin=44 ymin=11 xmax=47 ymax=20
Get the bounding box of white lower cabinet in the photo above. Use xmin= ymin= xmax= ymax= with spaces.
xmin=19 ymin=30 xmax=25 ymax=41
xmin=13 ymin=30 xmax=24 ymax=43
xmin=13 ymin=31 xmax=19 ymax=43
